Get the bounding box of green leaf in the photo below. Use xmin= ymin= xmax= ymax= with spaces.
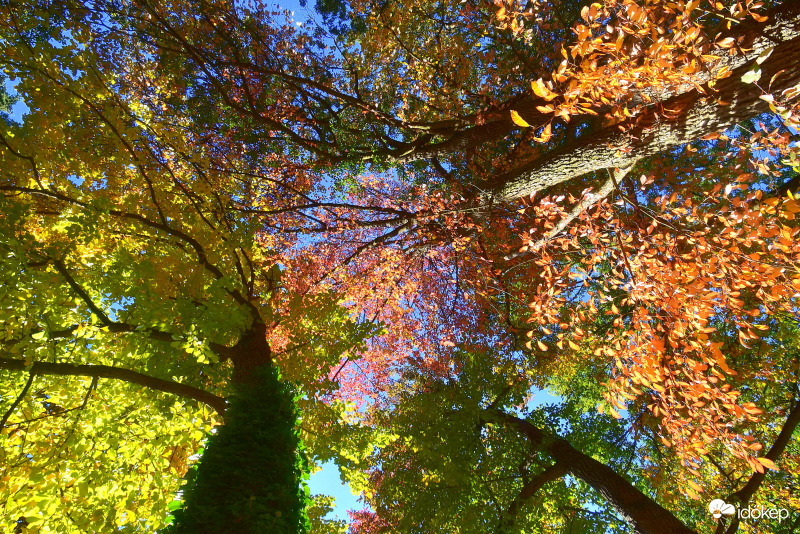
xmin=741 ymin=67 xmax=762 ymax=84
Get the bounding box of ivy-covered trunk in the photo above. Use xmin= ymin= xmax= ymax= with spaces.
xmin=164 ymin=326 xmax=310 ymax=534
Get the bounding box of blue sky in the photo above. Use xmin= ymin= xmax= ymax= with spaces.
xmin=308 ymin=461 xmax=363 ymax=521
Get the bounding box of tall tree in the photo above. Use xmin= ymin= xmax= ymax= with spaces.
xmin=0 ymin=3 xmax=376 ymax=532
xmin=2 ymin=1 xmax=800 ymax=533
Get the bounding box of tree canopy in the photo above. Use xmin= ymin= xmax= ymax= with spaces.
xmin=1 ymin=0 xmax=800 ymax=533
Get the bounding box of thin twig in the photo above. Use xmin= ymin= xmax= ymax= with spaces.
xmin=0 ymin=372 xmax=35 ymax=431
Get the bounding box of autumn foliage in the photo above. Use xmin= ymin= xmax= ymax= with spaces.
xmin=1 ymin=0 xmax=800 ymax=533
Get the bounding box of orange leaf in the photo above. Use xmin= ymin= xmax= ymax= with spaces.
xmin=537 ymin=340 xmax=548 ymax=351
xmin=536 ymin=122 xmax=552 ymax=143
xmin=757 ymin=457 xmax=777 ymax=471
xmin=687 ymin=480 xmax=703 ymax=493
xmin=717 ymin=37 xmax=735 ymax=48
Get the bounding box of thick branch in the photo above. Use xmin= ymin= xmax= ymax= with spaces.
xmin=489 ymin=409 xmax=696 ymax=534
xmin=488 ymin=8 xmax=800 ymax=201
xmin=0 ymin=357 xmax=227 ymax=417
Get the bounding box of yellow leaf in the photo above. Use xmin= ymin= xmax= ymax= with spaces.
xmin=531 ymin=79 xmax=557 ymax=101
xmin=511 ymin=110 xmax=531 ymax=128
xmin=537 ymin=340 xmax=548 ymax=351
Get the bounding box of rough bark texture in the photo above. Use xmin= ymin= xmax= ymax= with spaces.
xmin=491 ymin=409 xmax=697 ymax=534
xmin=488 ymin=4 xmax=800 ymax=201
xmin=0 ymin=357 xmax=227 ymax=416
xmin=229 ymin=321 xmax=272 ymax=385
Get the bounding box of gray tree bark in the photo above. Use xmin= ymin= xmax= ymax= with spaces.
xmin=487 ymin=3 xmax=800 ymax=201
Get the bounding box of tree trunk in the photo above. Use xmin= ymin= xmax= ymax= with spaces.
xmin=163 ymin=324 xmax=309 ymax=534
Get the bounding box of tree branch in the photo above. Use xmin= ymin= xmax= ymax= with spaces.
xmin=502 ymin=164 xmax=633 ymax=262
xmin=52 ymin=259 xmax=115 ymax=326
xmin=719 ymin=398 xmax=800 ymax=534
xmin=500 ymin=462 xmax=567 ymax=533
xmin=0 ymin=184 xmax=259 ymax=320
xmin=488 ymin=408 xmax=696 ymax=534
xmin=488 ymin=13 xmax=800 ymax=201
xmin=0 ymin=372 xmax=35 ymax=431
xmin=0 ymin=358 xmax=227 ymax=418
xmin=46 ymin=258 xmax=236 ymax=361
xmin=530 ymin=173 xmax=617 ymax=252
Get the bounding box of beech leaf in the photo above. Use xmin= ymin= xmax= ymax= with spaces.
xmin=741 ymin=67 xmax=762 ymax=84
xmin=757 ymin=457 xmax=777 ymax=470
xmin=510 ymin=110 xmax=531 ymax=128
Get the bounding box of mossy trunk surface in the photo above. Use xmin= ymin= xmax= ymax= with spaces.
xmin=163 ymin=361 xmax=309 ymax=534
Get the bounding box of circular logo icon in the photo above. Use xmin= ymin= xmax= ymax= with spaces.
xmin=709 ymin=499 xmax=735 ymax=519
